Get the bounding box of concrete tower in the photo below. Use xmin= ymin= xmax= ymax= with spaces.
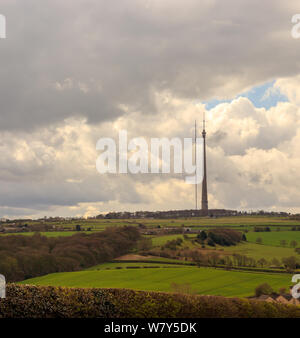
xmin=201 ymin=113 xmax=208 ymax=215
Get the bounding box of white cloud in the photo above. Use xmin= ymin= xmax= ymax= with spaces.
xmin=1 ymin=1 xmax=300 ymax=217
xmin=275 ymin=75 xmax=300 ymax=105
xmin=1 ymin=83 xmax=300 ymax=218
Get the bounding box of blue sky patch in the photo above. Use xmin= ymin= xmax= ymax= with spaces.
xmin=203 ymin=80 xmax=288 ymax=110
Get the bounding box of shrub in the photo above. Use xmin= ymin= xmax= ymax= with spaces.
xmin=1 ymin=284 xmax=300 ymax=318
xmin=255 ymin=283 xmax=273 ymax=297
xmin=256 ymin=237 xmax=262 ymax=244
xmin=198 ymin=231 xmax=207 ymax=241
xmin=207 ymin=229 xmax=243 ymax=246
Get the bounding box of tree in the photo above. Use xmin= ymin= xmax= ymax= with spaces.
xmin=255 ymin=283 xmax=273 ymax=297
xmin=270 ymin=258 xmax=280 ymax=267
xmin=282 ymin=256 xmax=299 ymax=271
xmin=0 ymin=226 xmax=141 ymax=283
xmin=280 ymin=240 xmax=287 ymax=247
xmin=257 ymin=258 xmax=268 ymax=267
xmin=290 ymin=240 xmax=298 ymax=248
xmin=256 ymin=237 xmax=262 ymax=244
xmin=207 ymin=238 xmax=215 ymax=247
xmin=198 ymin=231 xmax=207 ymax=241
xmin=138 ymin=238 xmax=152 ymax=251
xmin=75 ymin=224 xmax=81 ymax=231
xmin=242 ymin=234 xmax=247 ymax=241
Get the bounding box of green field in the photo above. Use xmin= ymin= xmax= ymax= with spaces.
xmin=10 ymin=216 xmax=300 ymax=299
xmin=19 ymin=267 xmax=291 ymax=297
xmin=3 ymin=216 xmax=300 ymax=237
xmin=224 ymin=241 xmax=296 ymax=260
xmin=0 ymin=231 xmax=95 ymax=237
xmin=15 ymin=216 xmax=300 ymax=231
xmin=136 ymin=216 xmax=300 ymax=228
xmin=246 ymin=231 xmax=300 ymax=248
xmin=149 ymin=232 xmax=297 ymax=261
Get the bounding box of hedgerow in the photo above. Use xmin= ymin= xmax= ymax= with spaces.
xmin=1 ymin=284 xmax=300 ymax=318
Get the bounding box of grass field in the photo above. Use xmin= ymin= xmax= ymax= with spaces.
xmin=149 ymin=232 xmax=297 ymax=261
xmin=0 ymin=231 xmax=95 ymax=237
xmin=19 ymin=216 xmax=300 ymax=230
xmin=4 ymin=216 xmax=300 ymax=237
xmin=246 ymin=231 xmax=300 ymax=248
xmin=19 ymin=267 xmax=291 ymax=297
xmin=135 ymin=216 xmax=300 ymax=228
xmin=224 ymin=241 xmax=296 ymax=260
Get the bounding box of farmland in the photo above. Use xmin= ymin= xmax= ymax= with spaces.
xmin=148 ymin=232 xmax=298 ymax=261
xmin=4 ymin=215 xmax=300 ymax=232
xmin=4 ymin=215 xmax=300 ymax=299
xmin=246 ymin=231 xmax=300 ymax=247
xmin=19 ymin=266 xmax=291 ymax=298
xmin=223 ymin=242 xmax=296 ymax=260
xmin=0 ymin=231 xmax=94 ymax=237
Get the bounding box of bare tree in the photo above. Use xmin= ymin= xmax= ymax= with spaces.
xmin=290 ymin=240 xmax=298 ymax=248
xmin=280 ymin=240 xmax=287 ymax=247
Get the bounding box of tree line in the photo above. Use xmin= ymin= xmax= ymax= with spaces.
xmin=0 ymin=226 xmax=140 ymax=282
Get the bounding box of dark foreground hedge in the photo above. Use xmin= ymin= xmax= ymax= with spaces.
xmin=1 ymin=284 xmax=300 ymax=318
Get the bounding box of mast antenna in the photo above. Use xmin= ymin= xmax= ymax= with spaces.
xmin=195 ymin=120 xmax=197 ymax=210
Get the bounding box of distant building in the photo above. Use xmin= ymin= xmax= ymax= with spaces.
xmin=255 ymin=293 xmax=300 ymax=306
xmin=256 ymin=295 xmax=276 ymax=303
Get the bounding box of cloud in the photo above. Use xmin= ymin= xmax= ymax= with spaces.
xmin=1 ymin=1 xmax=300 ymax=217
xmin=275 ymin=75 xmax=300 ymax=105
xmin=1 ymin=0 xmax=300 ymax=131
xmin=0 ymin=83 xmax=300 ymax=217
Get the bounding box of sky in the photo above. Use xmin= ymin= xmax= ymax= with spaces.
xmin=1 ymin=0 xmax=300 ymax=218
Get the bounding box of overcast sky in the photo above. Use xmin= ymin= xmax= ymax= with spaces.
xmin=1 ymin=0 xmax=300 ymax=218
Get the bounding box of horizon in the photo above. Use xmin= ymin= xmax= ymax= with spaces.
xmin=0 ymin=207 xmax=294 ymax=222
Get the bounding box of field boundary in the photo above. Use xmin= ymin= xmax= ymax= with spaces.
xmin=110 ymin=259 xmax=294 ymax=274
